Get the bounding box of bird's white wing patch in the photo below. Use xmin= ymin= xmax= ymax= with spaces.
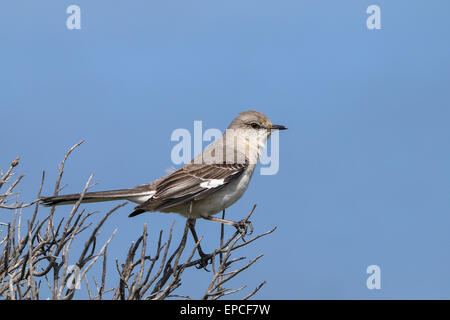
xmin=200 ymin=179 xmax=224 ymax=189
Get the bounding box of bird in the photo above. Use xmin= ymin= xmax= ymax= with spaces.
xmin=40 ymin=110 xmax=287 ymax=260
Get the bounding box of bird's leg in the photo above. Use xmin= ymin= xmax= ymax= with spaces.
xmin=188 ymin=219 xmax=212 ymax=270
xmin=202 ymin=215 xmax=253 ymax=238
xmin=187 ymin=219 xmax=205 ymax=255
xmin=187 ymin=202 xmax=211 ymax=269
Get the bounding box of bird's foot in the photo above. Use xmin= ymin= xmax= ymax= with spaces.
xmin=196 ymin=252 xmax=212 ymax=271
xmin=234 ymin=219 xmax=253 ymax=240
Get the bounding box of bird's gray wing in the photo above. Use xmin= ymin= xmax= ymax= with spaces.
xmin=130 ymin=162 xmax=248 ymax=215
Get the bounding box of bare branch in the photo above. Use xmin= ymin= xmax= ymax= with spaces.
xmin=0 ymin=144 xmax=275 ymax=300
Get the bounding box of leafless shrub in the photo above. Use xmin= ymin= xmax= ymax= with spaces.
xmin=0 ymin=142 xmax=276 ymax=300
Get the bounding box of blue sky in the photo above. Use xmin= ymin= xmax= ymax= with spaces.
xmin=1 ymin=1 xmax=449 ymax=299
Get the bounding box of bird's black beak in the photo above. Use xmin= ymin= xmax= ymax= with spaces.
xmin=270 ymin=124 xmax=288 ymax=131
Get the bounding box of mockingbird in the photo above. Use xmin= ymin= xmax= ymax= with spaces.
xmin=40 ymin=110 xmax=286 ymax=262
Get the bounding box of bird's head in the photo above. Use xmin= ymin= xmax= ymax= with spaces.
xmin=228 ymin=110 xmax=288 ymax=138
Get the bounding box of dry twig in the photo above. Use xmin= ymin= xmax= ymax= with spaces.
xmin=0 ymin=143 xmax=275 ymax=300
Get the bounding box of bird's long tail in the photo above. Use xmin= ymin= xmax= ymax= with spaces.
xmin=40 ymin=189 xmax=152 ymax=206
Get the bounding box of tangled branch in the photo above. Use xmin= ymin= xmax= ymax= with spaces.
xmin=0 ymin=142 xmax=276 ymax=300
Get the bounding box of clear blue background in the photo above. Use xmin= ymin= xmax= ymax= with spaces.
xmin=1 ymin=0 xmax=449 ymax=299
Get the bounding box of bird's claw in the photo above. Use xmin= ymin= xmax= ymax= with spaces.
xmin=234 ymin=219 xmax=253 ymax=239
xmin=196 ymin=253 xmax=212 ymax=271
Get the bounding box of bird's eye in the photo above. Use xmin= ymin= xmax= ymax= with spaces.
xmin=250 ymin=122 xmax=261 ymax=129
